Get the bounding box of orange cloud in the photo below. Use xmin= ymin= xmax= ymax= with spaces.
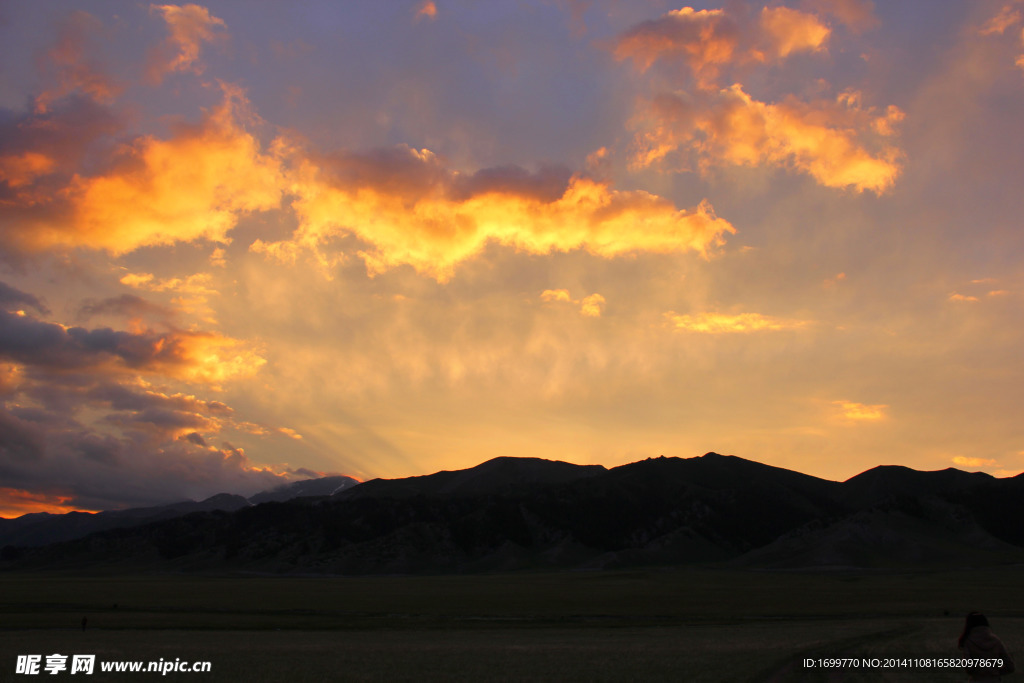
xmin=833 ymin=400 xmax=888 ymax=421
xmin=614 ymin=5 xmax=829 ymax=85
xmin=665 ymin=311 xmax=811 ymax=333
xmin=33 ymin=11 xmax=122 ymax=114
xmin=980 ymin=4 xmax=1022 ymax=36
xmin=416 ymin=1 xmax=438 ymax=21
xmin=952 ymin=456 xmax=997 ymax=468
xmin=0 ymin=152 xmax=57 ymax=189
xmin=758 ymin=7 xmax=830 ymax=60
xmin=976 ymin=4 xmax=1024 ymax=70
xmin=948 ymin=293 xmax=980 ymax=303
xmin=19 ymin=89 xmax=284 ymax=255
xmin=614 ymin=7 xmax=737 ymax=84
xmin=0 ymin=95 xmax=122 ymax=220
xmin=256 ymin=145 xmax=734 ymax=281
xmin=579 ymin=293 xmax=606 ymax=318
xmin=541 ymin=289 xmax=573 ymax=303
xmin=169 ymin=331 xmax=266 ymax=386
xmin=632 ymin=85 xmax=903 ymax=193
xmin=148 ymin=4 xmax=227 ymax=83
xmin=0 ymin=487 xmax=98 ymax=518
xmin=616 ymin=5 xmax=901 ymax=193
xmin=119 ymin=272 xmax=219 ymax=322
xmin=278 ymin=427 xmax=303 ymax=440
xmin=120 ymin=272 xmax=216 ymax=296
xmin=209 ymin=247 xmax=227 ymax=267
xmin=823 ymin=272 xmax=847 ymax=288
xmin=0 ymin=363 xmax=23 ymax=394
xmin=541 ymin=290 xmax=606 ymax=317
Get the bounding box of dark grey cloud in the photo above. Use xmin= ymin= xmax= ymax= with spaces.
xmin=183 ymin=432 xmax=207 ymax=447
xmin=87 ymin=383 xmax=231 ymax=416
xmin=76 ymin=294 xmax=174 ymax=322
xmin=454 ymin=164 xmax=573 ymax=203
xmin=0 ymin=282 xmax=289 ymax=511
xmin=315 ymin=145 xmax=450 ymax=199
xmin=0 ymin=402 xmax=295 ymax=511
xmin=0 ymin=409 xmax=46 ymax=463
xmin=290 ymin=466 xmax=321 ymax=479
xmin=103 ymin=406 xmax=215 ymax=435
xmin=0 ymin=308 xmax=200 ymax=373
xmin=0 ymin=281 xmax=49 ymax=314
xmin=0 ymin=94 xmax=120 ymax=169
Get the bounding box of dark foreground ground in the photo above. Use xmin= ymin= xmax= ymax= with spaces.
xmin=1 ymin=566 xmax=1022 ymax=681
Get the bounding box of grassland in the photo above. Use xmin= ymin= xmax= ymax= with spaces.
xmin=2 ymin=566 xmax=1022 ymax=681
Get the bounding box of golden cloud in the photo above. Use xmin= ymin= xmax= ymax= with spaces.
xmin=33 ymin=11 xmax=123 ymax=113
xmin=209 ymin=247 xmax=227 ymax=267
xmin=614 ymin=5 xmax=829 ymax=85
xmin=278 ymin=427 xmax=303 ymax=440
xmin=257 ymin=145 xmax=735 ymax=281
xmin=758 ymin=7 xmax=830 ymax=60
xmin=665 ymin=311 xmax=811 ymax=333
xmin=148 ymin=3 xmax=228 ymax=83
xmin=416 ymin=1 xmax=438 ymax=21
xmin=34 ymin=90 xmax=284 ymax=254
xmin=541 ymin=290 xmax=606 ymax=317
xmin=977 ymin=4 xmax=1024 ymax=70
xmin=833 ymin=400 xmax=888 ymax=421
xmin=169 ymin=331 xmax=267 ymax=386
xmin=0 ymin=152 xmax=57 ymax=189
xmin=579 ymin=293 xmax=606 ymax=318
xmin=541 ymin=289 xmax=573 ymax=303
xmin=614 ymin=7 xmax=737 ymax=84
xmin=980 ymin=4 xmax=1022 ymax=36
xmin=120 ymin=272 xmax=216 ymax=295
xmin=632 ymin=85 xmax=903 ymax=193
xmin=0 ymin=363 xmax=23 ymax=394
xmin=119 ymin=272 xmax=218 ymax=322
xmin=0 ymin=97 xmax=122 ymax=224
xmin=952 ymin=456 xmax=997 ymax=468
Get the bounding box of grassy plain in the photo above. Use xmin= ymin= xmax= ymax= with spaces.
xmin=1 ymin=567 xmax=1022 ymax=681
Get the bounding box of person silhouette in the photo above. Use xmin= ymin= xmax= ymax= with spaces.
xmin=959 ymin=612 xmax=1015 ymax=682
xmin=81 ymin=616 xmax=87 ymax=632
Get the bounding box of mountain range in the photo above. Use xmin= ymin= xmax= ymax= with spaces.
xmin=3 ymin=453 xmax=1023 ymax=573
xmin=0 ymin=475 xmax=359 ymax=549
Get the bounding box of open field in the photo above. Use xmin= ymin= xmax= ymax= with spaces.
xmin=2 ymin=567 xmax=1022 ymax=681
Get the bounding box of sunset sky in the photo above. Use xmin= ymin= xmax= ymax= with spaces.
xmin=2 ymin=0 xmax=1023 ymax=516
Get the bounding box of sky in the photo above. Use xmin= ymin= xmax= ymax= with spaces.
xmin=1 ymin=0 xmax=1023 ymax=517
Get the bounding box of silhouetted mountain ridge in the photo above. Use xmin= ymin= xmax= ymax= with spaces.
xmin=0 ymin=475 xmax=359 ymax=548
xmin=841 ymin=465 xmax=995 ymax=507
xmin=340 ymin=456 xmax=605 ymax=499
xmin=3 ymin=453 xmax=1023 ymax=573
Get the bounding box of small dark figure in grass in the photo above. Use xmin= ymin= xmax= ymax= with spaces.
xmin=959 ymin=612 xmax=1015 ymax=682
xmin=81 ymin=616 xmax=87 ymax=632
